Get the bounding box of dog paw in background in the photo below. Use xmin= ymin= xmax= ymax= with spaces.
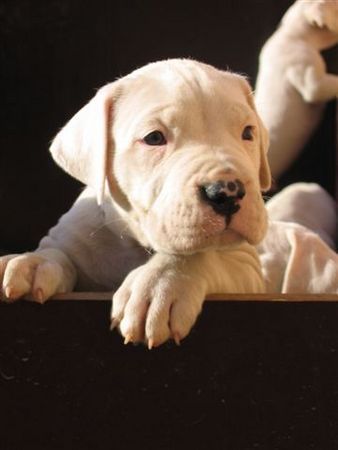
xmin=255 ymin=0 xmax=338 ymax=179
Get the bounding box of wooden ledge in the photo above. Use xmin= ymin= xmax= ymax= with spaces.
xmin=49 ymin=292 xmax=338 ymax=302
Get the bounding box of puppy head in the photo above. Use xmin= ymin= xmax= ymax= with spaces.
xmin=50 ymin=59 xmax=271 ymax=254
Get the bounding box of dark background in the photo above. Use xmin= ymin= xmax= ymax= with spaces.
xmin=1 ymin=0 xmax=336 ymax=252
xmin=0 ymin=2 xmax=338 ymax=450
xmin=1 ymin=300 xmax=338 ymax=450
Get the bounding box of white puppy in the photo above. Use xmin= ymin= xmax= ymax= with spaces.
xmin=255 ymin=0 xmax=338 ymax=179
xmin=0 ymin=59 xmax=271 ymax=347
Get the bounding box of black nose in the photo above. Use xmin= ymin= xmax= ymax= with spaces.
xmin=199 ymin=179 xmax=246 ymax=220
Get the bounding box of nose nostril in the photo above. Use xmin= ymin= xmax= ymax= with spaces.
xmin=235 ymin=179 xmax=246 ymax=199
xmin=227 ymin=181 xmax=237 ymax=193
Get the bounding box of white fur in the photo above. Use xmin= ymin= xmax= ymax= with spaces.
xmin=259 ymin=183 xmax=338 ymax=293
xmin=0 ymin=59 xmax=270 ymax=347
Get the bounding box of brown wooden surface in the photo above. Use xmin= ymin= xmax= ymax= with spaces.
xmin=49 ymin=292 xmax=338 ymax=302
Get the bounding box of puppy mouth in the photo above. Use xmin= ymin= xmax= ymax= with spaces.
xmin=142 ymin=210 xmax=245 ymax=254
xmin=139 ymin=179 xmax=265 ymax=253
xmin=201 ymin=192 xmax=242 ymax=227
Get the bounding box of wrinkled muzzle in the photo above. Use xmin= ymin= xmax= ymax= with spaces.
xmin=136 ymin=149 xmax=268 ymax=254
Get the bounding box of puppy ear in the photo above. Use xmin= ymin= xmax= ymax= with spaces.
xmin=238 ymin=76 xmax=271 ymax=191
xmin=50 ymin=83 xmax=129 ymax=208
xmin=256 ymin=113 xmax=271 ymax=192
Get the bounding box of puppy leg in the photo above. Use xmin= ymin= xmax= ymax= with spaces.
xmin=287 ymin=64 xmax=338 ymax=103
xmin=112 ymin=243 xmax=264 ymax=347
xmin=112 ymin=253 xmax=207 ymax=347
xmin=0 ymin=249 xmax=77 ymax=303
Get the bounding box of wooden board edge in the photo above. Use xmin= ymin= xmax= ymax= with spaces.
xmin=45 ymin=292 xmax=338 ymax=302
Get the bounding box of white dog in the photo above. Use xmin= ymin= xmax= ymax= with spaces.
xmin=0 ymin=59 xmax=271 ymax=347
xmin=255 ymin=0 xmax=338 ymax=179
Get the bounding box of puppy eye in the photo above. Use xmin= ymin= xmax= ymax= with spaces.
xmin=143 ymin=130 xmax=167 ymax=146
xmin=242 ymin=125 xmax=254 ymax=141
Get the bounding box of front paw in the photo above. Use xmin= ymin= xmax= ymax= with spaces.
xmin=112 ymin=261 xmax=206 ymax=348
xmin=0 ymin=253 xmax=68 ymax=303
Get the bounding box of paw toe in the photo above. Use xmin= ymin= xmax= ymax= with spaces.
xmin=169 ymin=299 xmax=202 ymax=342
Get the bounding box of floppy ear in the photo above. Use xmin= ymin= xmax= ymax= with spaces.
xmin=50 ymin=83 xmax=129 ymax=208
xmin=256 ymin=113 xmax=271 ymax=192
xmin=238 ymin=76 xmax=271 ymax=191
